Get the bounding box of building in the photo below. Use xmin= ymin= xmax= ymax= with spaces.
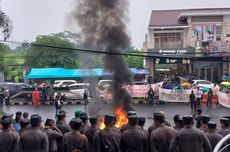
xmin=144 ymin=8 xmax=230 ymax=82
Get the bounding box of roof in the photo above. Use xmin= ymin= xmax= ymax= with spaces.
xmin=149 ymin=8 xmax=230 ymax=27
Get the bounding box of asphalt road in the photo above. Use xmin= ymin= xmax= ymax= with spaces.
xmin=1 ymin=100 xmax=229 ymax=129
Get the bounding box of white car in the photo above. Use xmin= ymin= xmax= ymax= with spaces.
xmin=53 ymin=80 xmax=77 ymax=87
xmin=192 ymin=80 xmax=215 ymax=89
xmin=69 ymin=83 xmax=90 ymax=99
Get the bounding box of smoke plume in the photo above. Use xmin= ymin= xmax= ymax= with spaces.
xmin=72 ymin=0 xmax=134 ymax=111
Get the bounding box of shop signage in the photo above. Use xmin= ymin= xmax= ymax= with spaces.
xmin=148 ymin=48 xmax=195 ymax=57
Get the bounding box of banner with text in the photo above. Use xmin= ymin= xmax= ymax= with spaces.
xmin=159 ymin=88 xmax=191 ymax=102
xmin=218 ymin=91 xmax=230 ymax=109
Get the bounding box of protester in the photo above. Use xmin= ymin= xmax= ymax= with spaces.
xmin=62 ymin=118 xmax=89 ymax=152
xmin=83 ymin=90 xmax=88 ymax=108
xmin=195 ymin=87 xmax=203 ymax=107
xmin=0 ymin=88 xmax=5 ymax=107
xmin=32 ymin=88 xmax=40 ymax=107
xmin=205 ymin=121 xmax=223 ymax=150
xmin=212 ymin=84 xmax=219 ymax=105
xmin=148 ymin=86 xmax=154 ymax=104
xmin=54 ymin=96 xmax=63 ymax=117
xmin=121 ymin=115 xmax=149 ymax=152
xmin=169 ymin=115 xmax=212 ymax=152
xmin=4 ymin=88 xmax=10 ymax=106
xmin=189 ymin=90 xmax=196 ymax=111
xmin=0 ymin=118 xmax=20 ymax=151
xmin=207 ymin=88 xmax=213 ymax=107
xmin=19 ymin=114 xmax=49 ymax=152
xmin=150 ymin=112 xmax=176 ymax=152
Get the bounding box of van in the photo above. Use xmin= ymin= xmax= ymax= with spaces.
xmin=53 ymin=80 xmax=77 ymax=87
xmin=69 ymin=83 xmax=90 ymax=99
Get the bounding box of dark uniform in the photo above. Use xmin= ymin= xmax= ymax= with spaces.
xmin=199 ymin=115 xmax=210 ymax=133
xmin=79 ymin=112 xmax=90 ymax=135
xmin=0 ymin=118 xmax=20 ymax=152
xmin=62 ymin=118 xmax=89 ymax=152
xmin=218 ymin=118 xmax=230 ymax=137
xmin=120 ymin=111 xmax=137 ymax=133
xmin=121 ymin=115 xmax=149 ymax=152
xmin=150 ymin=124 xmax=176 ymax=152
xmin=205 ymin=121 xmax=223 ymax=150
xmin=19 ymin=115 xmax=49 ymax=152
xmin=148 ymin=124 xmax=157 ymax=135
xmin=94 ymin=115 xmax=121 ymax=152
xmin=44 ymin=119 xmax=63 ymax=152
xmin=170 ymin=115 xmax=212 ymax=152
xmin=85 ymin=117 xmax=99 ymax=152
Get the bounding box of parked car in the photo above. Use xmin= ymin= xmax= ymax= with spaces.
xmin=53 ymin=80 xmax=77 ymax=87
xmin=68 ymin=83 xmax=90 ymax=99
xmin=0 ymin=82 xmax=32 ymax=97
xmin=98 ymin=80 xmax=113 ymax=90
xmin=191 ymin=80 xmax=215 ymax=89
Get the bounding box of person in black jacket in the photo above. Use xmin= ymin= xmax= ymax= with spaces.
xmin=189 ymin=90 xmax=196 ymax=111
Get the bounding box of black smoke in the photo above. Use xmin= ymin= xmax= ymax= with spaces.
xmin=72 ymin=0 xmax=134 ymax=111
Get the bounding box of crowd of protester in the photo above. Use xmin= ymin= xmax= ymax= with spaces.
xmin=0 ymin=108 xmax=229 ymax=152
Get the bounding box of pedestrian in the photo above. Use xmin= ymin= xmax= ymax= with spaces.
xmin=0 ymin=88 xmax=5 ymax=107
xmin=207 ymin=88 xmax=213 ymax=107
xmin=195 ymin=87 xmax=203 ymax=107
xmin=218 ymin=117 xmax=230 ymax=137
xmin=205 ymin=121 xmax=223 ymax=150
xmin=150 ymin=112 xmax=176 ymax=152
xmin=55 ymin=97 xmax=63 ymax=117
xmin=200 ymin=115 xmax=210 ymax=133
xmin=47 ymin=86 xmax=54 ymax=104
xmin=19 ymin=114 xmax=49 ymax=152
xmin=83 ymin=90 xmax=88 ymax=108
xmin=121 ymin=115 xmax=149 ymax=152
xmin=32 ymin=88 xmax=40 ymax=107
xmin=79 ymin=112 xmax=90 ymax=134
xmin=85 ymin=116 xmax=99 ymax=152
xmin=41 ymin=83 xmax=47 ymax=104
xmin=62 ymin=118 xmax=89 ymax=152
xmin=4 ymin=88 xmax=10 ymax=106
xmin=94 ymin=115 xmax=121 ymax=152
xmin=23 ymin=112 xmax=29 ymax=119
xmin=169 ymin=115 xmax=212 ymax=152
xmin=44 ymin=118 xmax=63 ymax=152
xmin=0 ymin=118 xmax=20 ymax=151
xmin=189 ymin=90 xmax=196 ymax=111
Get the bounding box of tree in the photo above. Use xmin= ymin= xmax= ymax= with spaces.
xmin=25 ymin=34 xmax=79 ymax=68
xmin=125 ymin=47 xmax=144 ymax=68
xmin=0 ymin=10 xmax=12 ymax=40
xmin=0 ymin=43 xmax=10 ymax=71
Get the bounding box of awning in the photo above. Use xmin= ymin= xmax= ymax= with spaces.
xmin=24 ymin=68 xmax=103 ymax=79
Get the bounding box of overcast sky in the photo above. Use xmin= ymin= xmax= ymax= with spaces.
xmin=1 ymin=0 xmax=230 ymax=49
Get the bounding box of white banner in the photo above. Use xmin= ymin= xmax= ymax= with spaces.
xmin=218 ymin=91 xmax=230 ymax=108
xmin=159 ymin=88 xmax=191 ymax=103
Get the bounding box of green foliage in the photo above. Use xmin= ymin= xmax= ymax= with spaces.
xmin=125 ymin=47 xmax=144 ymax=68
xmin=0 ymin=43 xmax=10 ymax=71
xmin=25 ymin=34 xmax=78 ymax=68
xmin=0 ymin=10 xmax=12 ymax=40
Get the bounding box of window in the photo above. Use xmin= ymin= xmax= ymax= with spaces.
xmin=216 ymin=25 xmax=222 ymax=41
xmin=154 ymin=32 xmax=183 ymax=48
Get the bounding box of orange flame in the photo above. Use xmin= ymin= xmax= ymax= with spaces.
xmin=98 ymin=105 xmax=128 ymax=130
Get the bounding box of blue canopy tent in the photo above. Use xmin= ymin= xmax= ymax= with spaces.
xmin=24 ymin=68 xmax=103 ymax=79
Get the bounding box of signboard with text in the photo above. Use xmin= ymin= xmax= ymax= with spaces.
xmin=218 ymin=91 xmax=230 ymax=109
xmin=159 ymin=88 xmax=191 ymax=103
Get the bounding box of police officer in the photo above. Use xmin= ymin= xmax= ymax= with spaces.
xmin=0 ymin=118 xmax=20 ymax=151
xmin=194 ymin=108 xmax=202 ymax=128
xmin=121 ymin=111 xmax=141 ymax=133
xmin=150 ymin=112 xmax=176 ymax=152
xmin=85 ymin=116 xmax=99 ymax=152
xmin=200 ymin=115 xmax=210 ymax=133
xmin=19 ymin=114 xmax=49 ymax=152
xmin=56 ymin=111 xmax=71 ymax=152
xmin=205 ymin=121 xmax=223 ymax=150
xmin=44 ymin=119 xmax=63 ymax=152
xmin=62 ymin=118 xmax=89 ymax=152
xmin=138 ymin=117 xmax=149 ymax=137
xmin=169 ymin=115 xmax=212 ymax=152
xmin=218 ymin=117 xmax=230 ymax=137
xmin=19 ymin=118 xmax=30 ymax=135
xmin=174 ymin=115 xmax=184 ymax=131
xmin=94 ymin=115 xmax=121 ymax=152
xmin=79 ymin=112 xmax=90 ymax=134
xmin=121 ymin=115 xmax=149 ymax=152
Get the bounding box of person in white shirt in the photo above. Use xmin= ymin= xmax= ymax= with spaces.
xmin=195 ymin=87 xmax=203 ymax=107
